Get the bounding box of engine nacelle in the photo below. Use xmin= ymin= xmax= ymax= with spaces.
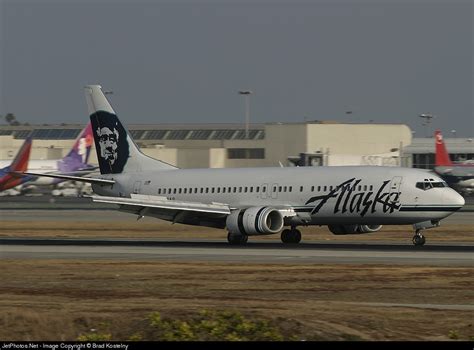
xmin=358 ymin=224 xmax=383 ymax=233
xmin=328 ymin=224 xmax=359 ymax=235
xmin=226 ymin=207 xmax=284 ymax=236
xmin=328 ymin=224 xmax=383 ymax=235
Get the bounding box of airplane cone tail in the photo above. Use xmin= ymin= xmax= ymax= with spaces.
xmin=435 ymin=130 xmax=453 ymax=166
xmin=85 ymin=85 xmax=176 ymax=175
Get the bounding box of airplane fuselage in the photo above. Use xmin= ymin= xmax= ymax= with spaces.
xmin=93 ymin=166 xmax=463 ymax=226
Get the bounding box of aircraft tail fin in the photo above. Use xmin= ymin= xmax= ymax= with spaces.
xmin=84 ymin=85 xmax=177 ymax=175
xmin=66 ymin=122 xmax=93 ymax=162
xmin=0 ymin=137 xmax=33 ymax=191
xmin=58 ymin=122 xmax=94 ymax=173
xmin=10 ymin=136 xmax=33 ymax=172
xmin=435 ymin=130 xmax=453 ymax=166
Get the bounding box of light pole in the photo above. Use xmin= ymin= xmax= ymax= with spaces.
xmin=419 ymin=113 xmax=435 ymax=137
xmin=239 ymin=90 xmax=252 ymax=139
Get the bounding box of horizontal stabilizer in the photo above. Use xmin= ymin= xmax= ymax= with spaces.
xmin=18 ymin=172 xmax=115 ymax=185
xmin=89 ymin=193 xmax=231 ymax=215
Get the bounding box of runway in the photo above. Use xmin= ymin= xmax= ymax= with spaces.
xmin=1 ymin=208 xmax=473 ymax=224
xmin=1 ymin=238 xmax=473 ymax=265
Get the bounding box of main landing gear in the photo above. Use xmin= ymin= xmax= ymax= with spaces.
xmin=412 ymin=230 xmax=426 ymax=246
xmin=281 ymin=227 xmax=302 ymax=244
xmin=227 ymin=232 xmax=248 ymax=245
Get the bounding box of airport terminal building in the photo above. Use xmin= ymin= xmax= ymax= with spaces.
xmin=0 ymin=121 xmax=472 ymax=169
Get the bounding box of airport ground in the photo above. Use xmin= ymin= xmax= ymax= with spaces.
xmin=0 ymin=197 xmax=473 ymax=341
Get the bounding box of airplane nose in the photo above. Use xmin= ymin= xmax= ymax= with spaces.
xmin=446 ymin=189 xmax=465 ymax=208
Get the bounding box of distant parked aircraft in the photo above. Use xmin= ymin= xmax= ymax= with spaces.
xmin=0 ymin=137 xmax=32 ymax=192
xmin=0 ymin=123 xmax=95 ymax=192
xmin=434 ymin=130 xmax=474 ymax=195
xmin=25 ymin=86 xmax=465 ymax=246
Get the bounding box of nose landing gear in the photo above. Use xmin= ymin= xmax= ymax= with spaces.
xmin=412 ymin=230 xmax=426 ymax=246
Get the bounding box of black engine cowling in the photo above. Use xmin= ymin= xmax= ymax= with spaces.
xmin=226 ymin=207 xmax=284 ymax=235
xmin=328 ymin=224 xmax=382 ymax=235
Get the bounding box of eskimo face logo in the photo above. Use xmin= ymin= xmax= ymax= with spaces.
xmin=435 ymin=133 xmax=443 ymax=145
xmin=97 ymin=126 xmax=119 ymax=164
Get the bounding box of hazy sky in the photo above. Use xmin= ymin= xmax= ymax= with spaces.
xmin=1 ymin=0 xmax=472 ymax=137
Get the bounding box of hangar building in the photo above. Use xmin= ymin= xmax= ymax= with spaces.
xmin=0 ymin=121 xmax=413 ymax=169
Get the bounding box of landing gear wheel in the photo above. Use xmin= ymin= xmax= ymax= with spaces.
xmin=281 ymin=229 xmax=291 ymax=243
xmin=412 ymin=232 xmax=426 ymax=246
xmin=227 ymin=232 xmax=248 ymax=245
xmin=281 ymin=228 xmax=302 ymax=244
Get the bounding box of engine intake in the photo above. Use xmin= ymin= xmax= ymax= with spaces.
xmin=226 ymin=207 xmax=284 ymax=235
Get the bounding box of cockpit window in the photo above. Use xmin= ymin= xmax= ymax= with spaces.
xmin=416 ymin=180 xmax=448 ymax=190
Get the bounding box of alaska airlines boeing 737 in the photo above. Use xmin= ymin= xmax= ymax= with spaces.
xmin=25 ymin=85 xmax=465 ymax=246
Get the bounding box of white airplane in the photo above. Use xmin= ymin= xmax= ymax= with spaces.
xmin=26 ymin=85 xmax=465 ymax=246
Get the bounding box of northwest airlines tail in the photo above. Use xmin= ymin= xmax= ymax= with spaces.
xmin=435 ymin=130 xmax=453 ymax=166
xmin=85 ymin=85 xmax=177 ymax=175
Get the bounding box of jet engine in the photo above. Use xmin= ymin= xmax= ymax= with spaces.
xmin=358 ymin=224 xmax=383 ymax=233
xmin=328 ymin=224 xmax=382 ymax=235
xmin=226 ymin=207 xmax=284 ymax=235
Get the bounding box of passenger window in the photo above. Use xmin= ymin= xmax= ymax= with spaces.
xmin=250 ymin=187 xmax=253 ymax=193
xmin=279 ymin=186 xmax=282 ymax=192
xmin=311 ymin=186 xmax=314 ymax=192
xmin=206 ymin=188 xmax=209 ymax=193
xmin=245 ymin=187 xmax=248 ymax=192
xmin=300 ymin=186 xmax=303 ymax=192
xmin=284 ymin=186 xmax=287 ymax=192
xmin=289 ymin=186 xmax=292 ymax=192
xmin=263 ymin=186 xmax=267 ymax=192
xmin=317 ymin=186 xmax=321 ymax=192
xmin=256 ymin=187 xmax=260 ymax=192
xmin=273 ymin=186 xmax=277 ymax=192
xmin=239 ymin=187 xmax=242 ymax=193
xmin=222 ymin=187 xmax=226 ymax=193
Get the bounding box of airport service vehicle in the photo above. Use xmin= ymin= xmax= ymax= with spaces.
xmin=26 ymin=85 xmax=465 ymax=246
xmin=434 ymin=130 xmax=474 ymax=195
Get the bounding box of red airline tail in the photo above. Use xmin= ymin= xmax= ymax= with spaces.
xmin=0 ymin=137 xmax=33 ymax=191
xmin=10 ymin=136 xmax=33 ymax=172
xmin=434 ymin=130 xmax=452 ymax=166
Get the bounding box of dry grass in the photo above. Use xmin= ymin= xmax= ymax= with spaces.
xmin=1 ymin=220 xmax=472 ymax=340
xmin=0 ymin=260 xmax=473 ymax=341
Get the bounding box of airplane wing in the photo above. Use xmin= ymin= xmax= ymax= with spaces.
xmin=18 ymin=171 xmax=115 ymax=185
xmin=89 ymin=193 xmax=231 ymax=226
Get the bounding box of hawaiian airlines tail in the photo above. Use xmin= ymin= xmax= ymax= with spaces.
xmin=57 ymin=122 xmax=95 ymax=174
xmin=435 ymin=130 xmax=453 ymax=167
xmin=0 ymin=137 xmax=33 ymax=191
